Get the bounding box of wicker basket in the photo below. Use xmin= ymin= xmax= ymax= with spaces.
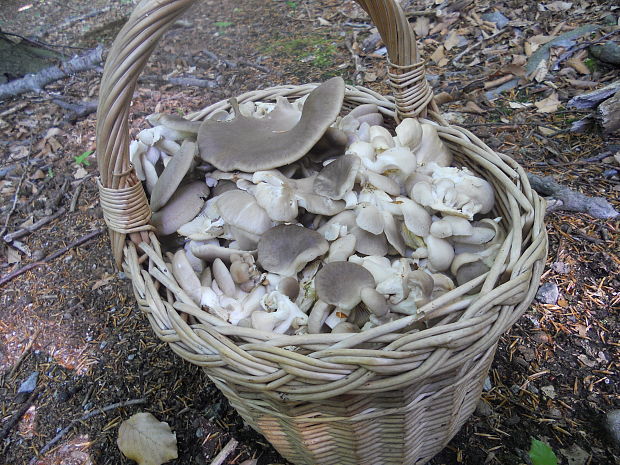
xmin=95 ymin=1 xmax=548 ymax=464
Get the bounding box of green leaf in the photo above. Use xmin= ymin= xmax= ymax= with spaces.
xmin=74 ymin=150 xmax=93 ymax=166
xmin=214 ymin=21 xmax=233 ymax=28
xmin=529 ymin=439 xmax=558 ymax=465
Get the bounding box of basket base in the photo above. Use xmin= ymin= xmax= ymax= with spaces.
xmin=209 ymin=344 xmax=497 ymax=465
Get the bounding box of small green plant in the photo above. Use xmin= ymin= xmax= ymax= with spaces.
xmin=74 ymin=150 xmax=93 ymax=167
xmin=583 ymin=57 xmax=597 ymax=73
xmin=46 ymin=167 xmax=54 ymax=178
xmin=286 ymin=1 xmax=298 ymax=9
xmin=529 ymin=439 xmax=558 ymax=465
xmin=213 ymin=21 xmax=233 ymax=29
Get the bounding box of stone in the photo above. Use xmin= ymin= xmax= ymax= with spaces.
xmin=15 ymin=371 xmax=38 ymax=402
xmin=590 ymin=41 xmax=620 ymax=66
xmin=481 ymin=11 xmax=509 ymax=29
xmin=475 ymin=400 xmax=493 ymax=417
xmin=604 ymin=409 xmax=620 ymax=447
xmin=542 ymin=385 xmax=557 ymax=399
xmin=536 ymin=282 xmax=559 ymax=304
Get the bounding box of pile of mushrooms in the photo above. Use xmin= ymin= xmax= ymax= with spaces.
xmin=129 ymin=76 xmax=504 ymax=335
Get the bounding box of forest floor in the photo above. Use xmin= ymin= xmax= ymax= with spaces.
xmin=0 ymin=0 xmax=619 ymax=464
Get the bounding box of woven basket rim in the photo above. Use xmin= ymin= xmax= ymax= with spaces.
xmin=118 ymin=82 xmax=548 ymax=399
xmin=94 ymin=0 xmax=548 ymax=402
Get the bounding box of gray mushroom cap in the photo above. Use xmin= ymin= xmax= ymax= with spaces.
xmin=151 ymin=182 xmax=209 ymax=235
xmin=198 ymin=77 xmax=345 ymax=172
xmin=258 ymin=224 xmax=328 ymax=276
xmin=315 ymin=261 xmax=375 ymax=310
xmin=150 ymin=140 xmax=197 ymax=212
xmin=313 ymin=154 xmax=361 ymax=200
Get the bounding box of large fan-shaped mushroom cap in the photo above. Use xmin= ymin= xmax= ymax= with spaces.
xmin=198 ymin=77 xmax=345 ymax=172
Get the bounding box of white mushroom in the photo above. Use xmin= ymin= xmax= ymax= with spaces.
xmin=216 ymin=190 xmax=272 ymax=249
xmin=171 ymin=249 xmax=202 ymax=304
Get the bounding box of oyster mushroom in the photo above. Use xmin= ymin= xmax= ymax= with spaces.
xmin=151 ymin=182 xmax=210 ymax=235
xmin=257 ymin=224 xmax=328 ymax=277
xmin=313 ymin=154 xmax=360 ymax=200
xmin=191 ymin=241 xmax=256 ymax=263
xmin=315 ymin=261 xmax=388 ymax=318
xmin=325 ymin=234 xmax=357 ymax=263
xmin=215 ymin=190 xmax=272 ymax=249
xmin=147 ymin=113 xmax=202 ymax=136
xmin=171 ymin=249 xmax=202 ymax=304
xmin=412 ymin=167 xmax=495 ymax=219
xmin=150 ymin=140 xmax=197 ymax=212
xmin=277 ymin=276 xmax=300 ymax=301
xmin=198 ymin=77 xmax=345 ymax=171
xmin=254 ymin=291 xmax=308 ymax=333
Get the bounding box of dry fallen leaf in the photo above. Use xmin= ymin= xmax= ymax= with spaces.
xmin=545 ymin=1 xmax=573 ymax=11
xmin=117 ymin=413 xmax=178 ymax=465
xmin=535 ymin=92 xmax=561 ymax=113
xmin=430 ymin=45 xmax=445 ymax=64
xmin=413 ymin=16 xmax=430 ymax=38
xmin=443 ymin=30 xmax=460 ymax=51
xmin=463 ymin=101 xmax=485 ymax=114
xmin=7 ymin=247 xmax=21 ymax=265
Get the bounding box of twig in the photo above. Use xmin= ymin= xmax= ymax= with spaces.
xmin=37 ymin=6 xmax=114 ymax=37
xmin=209 ymin=438 xmax=238 ymax=465
xmin=453 ymin=30 xmax=507 ymax=67
xmin=30 ymin=398 xmax=147 ymax=461
xmin=527 ymin=173 xmax=619 ymax=219
xmin=3 ymin=207 xmax=66 ymax=243
xmin=0 ymin=31 xmax=87 ymax=51
xmin=0 ymin=153 xmax=29 ymax=237
xmin=0 ymin=46 xmax=104 ymax=100
xmin=203 ymin=48 xmax=238 ymax=68
xmin=168 ymin=77 xmax=218 ymax=88
xmin=0 ymin=228 xmax=105 ymax=287
xmin=0 ymin=387 xmax=43 ymax=441
xmin=202 ymin=49 xmax=272 ymax=74
xmin=70 ymin=184 xmax=83 ymax=212
xmin=345 ymin=34 xmax=364 ymax=85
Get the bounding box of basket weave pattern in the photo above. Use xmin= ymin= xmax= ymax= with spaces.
xmin=96 ymin=1 xmax=548 ymax=464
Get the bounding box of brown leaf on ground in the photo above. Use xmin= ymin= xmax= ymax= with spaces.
xmin=535 ymin=92 xmax=561 ymax=113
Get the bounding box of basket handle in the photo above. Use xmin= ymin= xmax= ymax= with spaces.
xmin=96 ymin=0 xmax=434 ymax=266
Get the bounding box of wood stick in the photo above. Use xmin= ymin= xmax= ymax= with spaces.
xmin=209 ymin=438 xmax=238 ymax=465
xmin=0 ymin=46 xmax=103 ymax=100
xmin=0 ymin=387 xmax=43 ymax=441
xmin=0 ymin=228 xmax=105 ymax=287
xmin=30 ymin=398 xmax=147 ymax=461
xmin=3 ymin=208 xmax=66 ymax=243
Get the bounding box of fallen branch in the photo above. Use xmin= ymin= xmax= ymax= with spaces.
xmin=52 ymin=97 xmax=98 ymax=120
xmin=527 ymin=173 xmax=619 ymax=219
xmin=0 ymin=228 xmax=105 ymax=287
xmin=30 ymin=398 xmax=147 ymax=461
xmin=3 ymin=207 xmax=66 ymax=243
xmin=0 ymin=46 xmax=104 ymax=101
